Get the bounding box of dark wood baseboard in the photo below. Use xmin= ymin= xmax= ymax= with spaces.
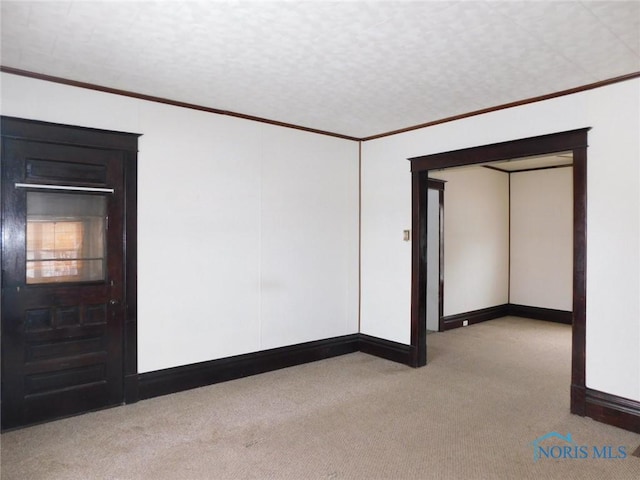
xmin=441 ymin=304 xmax=509 ymax=330
xmin=509 ymin=304 xmax=572 ymax=324
xmin=139 ymin=335 xmax=360 ymax=400
xmin=441 ymin=304 xmax=572 ymax=331
xmin=584 ymin=388 xmax=640 ymax=434
xmin=358 ymin=334 xmax=412 ymax=365
xmin=138 ymin=332 xmax=414 ymax=400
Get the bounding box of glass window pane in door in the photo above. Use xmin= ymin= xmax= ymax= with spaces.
xmin=26 ymin=192 xmax=107 ymax=284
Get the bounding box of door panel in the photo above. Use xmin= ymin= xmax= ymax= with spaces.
xmin=2 ymin=136 xmax=126 ymax=429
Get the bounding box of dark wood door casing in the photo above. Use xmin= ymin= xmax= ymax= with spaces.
xmin=1 ymin=116 xmax=140 ymax=430
xmin=408 ymin=128 xmax=589 ymax=416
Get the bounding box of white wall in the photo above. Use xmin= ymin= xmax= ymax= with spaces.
xmin=432 ymin=167 xmax=509 ymax=316
xmin=1 ymin=73 xmax=360 ymax=373
xmin=510 ymin=167 xmax=573 ymax=310
xmin=361 ymin=79 xmax=640 ymax=401
xmin=426 ymin=187 xmax=440 ymax=331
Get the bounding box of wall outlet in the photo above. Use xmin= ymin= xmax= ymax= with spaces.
xmin=463 ymin=320 xmax=469 ymax=326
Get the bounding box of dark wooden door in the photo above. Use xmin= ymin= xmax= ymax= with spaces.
xmin=1 ymin=135 xmax=127 ymax=429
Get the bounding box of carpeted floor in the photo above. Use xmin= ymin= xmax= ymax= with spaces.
xmin=1 ymin=317 xmax=639 ymax=479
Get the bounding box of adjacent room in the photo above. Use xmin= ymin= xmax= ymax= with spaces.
xmin=427 ymin=154 xmax=574 ymax=333
xmin=419 ymin=155 xmax=576 ymax=413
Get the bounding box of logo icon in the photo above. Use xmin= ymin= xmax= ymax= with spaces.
xmin=531 ymin=432 xmax=575 ymax=462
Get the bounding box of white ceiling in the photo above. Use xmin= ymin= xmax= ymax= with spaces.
xmin=2 ymin=1 xmax=639 ymax=139
xmin=490 ymin=152 xmax=573 ymax=172
xmin=430 ymin=152 xmax=572 ymax=174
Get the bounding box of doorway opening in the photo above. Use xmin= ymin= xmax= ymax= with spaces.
xmin=408 ymin=128 xmax=589 ymax=416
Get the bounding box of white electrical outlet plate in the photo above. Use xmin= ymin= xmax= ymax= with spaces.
xmin=463 ymin=320 xmax=469 ymax=326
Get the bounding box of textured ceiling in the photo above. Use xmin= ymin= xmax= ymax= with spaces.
xmin=2 ymin=1 xmax=639 ymax=139
xmin=431 ymin=152 xmax=572 ymax=173
xmin=489 ymin=153 xmax=572 ymax=172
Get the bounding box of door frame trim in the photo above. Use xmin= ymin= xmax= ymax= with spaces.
xmin=1 ymin=115 xmax=141 ymax=407
xmin=407 ymin=128 xmax=589 ymax=416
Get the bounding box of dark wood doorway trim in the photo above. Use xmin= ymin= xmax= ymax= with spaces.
xmin=408 ymin=128 xmax=589 ymax=416
xmin=1 ymin=116 xmax=141 ymax=407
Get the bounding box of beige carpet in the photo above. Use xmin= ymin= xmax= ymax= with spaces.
xmin=1 ymin=317 xmax=639 ymax=479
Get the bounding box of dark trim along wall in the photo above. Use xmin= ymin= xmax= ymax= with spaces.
xmin=508 ymin=304 xmax=573 ymax=325
xmin=585 ymin=389 xmax=640 ymax=434
xmin=440 ymin=304 xmax=572 ymax=331
xmin=0 ymin=66 xmax=359 ymax=142
xmin=441 ymin=305 xmax=510 ymax=330
xmin=139 ymin=334 xmax=411 ymax=400
xmin=2 ymin=66 xmax=638 ymax=142
xmin=361 ymin=72 xmax=640 ymax=141
xmin=137 ymin=325 xmax=640 ymax=435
